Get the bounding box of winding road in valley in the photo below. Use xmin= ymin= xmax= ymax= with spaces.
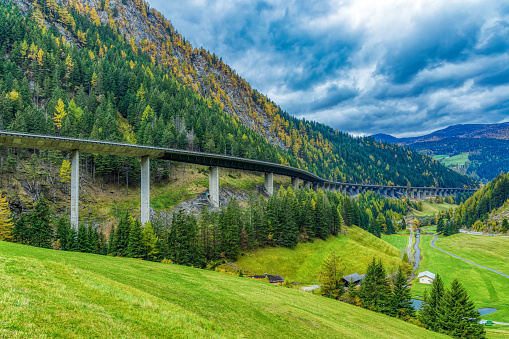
xmin=430 ymin=235 xmax=509 ymax=279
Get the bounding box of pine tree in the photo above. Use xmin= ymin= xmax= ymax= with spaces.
xmin=108 ymin=226 xmax=117 ymax=255
xmin=77 ymin=223 xmax=89 ymax=252
xmin=389 ymin=268 xmax=414 ymax=318
xmin=29 ymin=195 xmax=53 ymax=248
xmin=127 ymin=219 xmax=144 ymax=258
xmin=319 ymin=251 xmax=344 ymax=300
xmin=113 ymin=211 xmax=131 ymax=256
xmin=385 ymin=216 xmax=396 ymax=235
xmin=66 ymin=226 xmax=77 ymax=251
xmin=439 ymin=279 xmax=485 ymax=338
xmin=419 ymin=274 xmax=445 ymax=332
xmin=56 ymin=215 xmax=71 ymax=250
xmin=13 ymin=213 xmax=30 ymax=244
xmin=0 ymin=193 xmax=14 ymax=241
xmin=359 ymin=258 xmax=391 ymax=313
xmin=142 ymin=221 xmax=159 ymax=260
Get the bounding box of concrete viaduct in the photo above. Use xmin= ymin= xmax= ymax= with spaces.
xmin=0 ymin=131 xmax=477 ymax=229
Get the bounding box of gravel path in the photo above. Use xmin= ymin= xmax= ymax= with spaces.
xmin=430 ymin=235 xmax=509 ymax=279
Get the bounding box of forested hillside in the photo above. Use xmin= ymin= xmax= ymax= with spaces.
xmin=7 ymin=186 xmax=415 ymax=267
xmin=0 ymin=0 xmax=477 ymax=188
xmin=455 ymin=171 xmax=509 ymax=233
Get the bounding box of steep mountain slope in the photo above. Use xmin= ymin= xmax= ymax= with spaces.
xmin=373 ymin=123 xmax=509 ymax=181
xmin=455 ymin=172 xmax=509 ymax=233
xmin=0 ymin=0 xmax=476 ymax=188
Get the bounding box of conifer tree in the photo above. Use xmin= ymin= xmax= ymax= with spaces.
xmin=77 ymin=223 xmax=89 ymax=252
xmin=142 ymin=221 xmax=159 ymax=260
xmin=66 ymin=226 xmax=77 ymax=251
xmin=319 ymin=251 xmax=344 ymax=300
xmin=389 ymin=268 xmax=414 ymax=318
xmin=439 ymin=279 xmax=485 ymax=338
xmin=359 ymin=258 xmax=391 ymax=313
xmin=56 ymin=215 xmax=71 ymax=250
xmin=29 ymin=195 xmax=53 ymax=248
xmin=13 ymin=213 xmax=30 ymax=244
xmin=108 ymin=226 xmax=116 ymax=255
xmin=113 ymin=211 xmax=131 ymax=256
xmin=127 ymin=219 xmax=144 ymax=258
xmin=385 ymin=215 xmax=396 ymax=235
xmin=419 ymin=274 xmax=445 ymax=331
xmin=0 ymin=193 xmax=14 ymax=241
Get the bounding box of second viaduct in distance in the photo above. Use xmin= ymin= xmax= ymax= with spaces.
xmin=0 ymin=131 xmax=477 ymax=229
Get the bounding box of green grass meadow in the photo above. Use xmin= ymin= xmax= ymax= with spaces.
xmin=409 ymin=201 xmax=456 ymax=216
xmin=438 ymin=234 xmax=509 ymax=274
xmin=0 ymin=241 xmax=446 ymax=338
xmin=234 ymin=226 xmax=402 ymax=284
xmin=411 ymin=234 xmax=509 ymax=323
xmin=432 ymin=153 xmax=470 ymax=167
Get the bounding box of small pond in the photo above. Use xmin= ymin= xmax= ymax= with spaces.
xmin=476 ymin=308 xmax=498 ymax=316
xmin=411 ymin=299 xmax=424 ymax=310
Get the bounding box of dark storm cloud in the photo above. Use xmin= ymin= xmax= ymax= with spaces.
xmin=147 ymin=0 xmax=509 ymax=137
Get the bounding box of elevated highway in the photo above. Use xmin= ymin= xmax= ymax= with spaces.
xmin=0 ymin=131 xmax=477 ymax=228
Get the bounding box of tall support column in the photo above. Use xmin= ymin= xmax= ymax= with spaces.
xmin=70 ymin=150 xmax=79 ymax=231
xmin=209 ymin=166 xmax=220 ymax=208
xmin=264 ymin=172 xmax=274 ymax=196
xmin=391 ymin=189 xmax=395 ymax=198
xmin=417 ymin=190 xmax=422 ymax=200
xmin=404 ymin=189 xmax=408 ymax=198
xmin=411 ymin=190 xmax=415 ymax=199
xmin=141 ymin=156 xmax=150 ymax=225
xmin=305 ymin=181 xmax=311 ymax=190
xmin=291 ymin=177 xmax=299 ymax=190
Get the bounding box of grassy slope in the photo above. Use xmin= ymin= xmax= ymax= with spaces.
xmin=381 ymin=234 xmax=409 ymax=253
xmin=234 ymin=227 xmax=402 ymax=284
xmin=0 ymin=241 xmax=445 ymax=339
xmin=409 ymin=201 xmax=456 ymax=216
xmin=411 ymin=235 xmax=509 ymax=323
xmin=437 ymin=234 xmax=509 ymax=284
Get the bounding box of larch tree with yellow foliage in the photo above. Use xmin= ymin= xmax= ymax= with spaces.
xmin=53 ymin=98 xmax=67 ymax=134
xmin=0 ymin=193 xmax=14 ymax=241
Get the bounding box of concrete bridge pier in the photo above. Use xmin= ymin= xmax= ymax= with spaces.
xmin=140 ymin=156 xmax=150 ymax=224
xmin=264 ymin=172 xmax=274 ymax=196
xmin=305 ymin=181 xmax=311 ymax=190
xmin=291 ymin=177 xmax=299 ymax=190
xmin=390 ymin=188 xmax=395 ymax=198
xmin=70 ymin=150 xmax=79 ymax=230
xmin=417 ymin=190 xmax=422 ymax=200
xmin=209 ymin=166 xmax=220 ymax=208
xmin=403 ymin=189 xmax=408 ymax=198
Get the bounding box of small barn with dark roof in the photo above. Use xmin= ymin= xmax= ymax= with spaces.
xmin=250 ymin=273 xmax=285 ymax=285
xmin=342 ymin=273 xmax=365 ymax=287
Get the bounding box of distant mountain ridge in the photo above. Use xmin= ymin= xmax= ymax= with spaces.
xmin=372 ymin=122 xmax=509 ymax=182
xmin=372 ymin=122 xmax=509 ymax=145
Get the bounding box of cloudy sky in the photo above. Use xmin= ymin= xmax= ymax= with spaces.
xmin=147 ymin=0 xmax=509 ymax=137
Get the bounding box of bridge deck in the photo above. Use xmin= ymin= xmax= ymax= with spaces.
xmin=0 ymin=131 xmax=477 ymax=192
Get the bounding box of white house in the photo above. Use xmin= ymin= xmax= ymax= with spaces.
xmin=418 ymin=271 xmax=436 ymax=284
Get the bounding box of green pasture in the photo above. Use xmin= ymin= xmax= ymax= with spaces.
xmin=0 ymin=241 xmax=445 ymax=338
xmin=234 ymin=226 xmax=402 ymax=284
xmin=409 ymin=201 xmax=456 ymax=216
xmin=412 ymin=235 xmax=509 ymax=323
